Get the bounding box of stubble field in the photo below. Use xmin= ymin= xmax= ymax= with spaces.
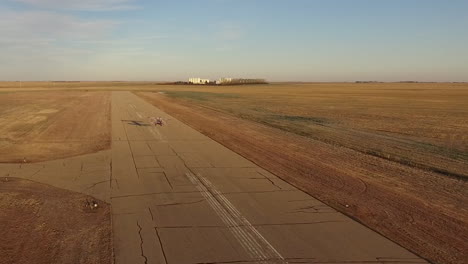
xmin=0 ymin=91 xmax=111 ymax=163
xmin=0 ymin=90 xmax=112 ymax=264
xmin=145 ymin=83 xmax=468 ymax=179
xmin=0 ymin=178 xmax=111 ymax=264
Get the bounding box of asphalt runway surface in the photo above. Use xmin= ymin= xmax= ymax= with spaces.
xmin=0 ymin=91 xmax=428 ymax=264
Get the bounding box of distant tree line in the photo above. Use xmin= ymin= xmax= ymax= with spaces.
xmin=218 ymin=79 xmax=268 ymax=85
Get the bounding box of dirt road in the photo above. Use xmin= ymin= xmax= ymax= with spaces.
xmin=0 ymin=91 xmax=428 ymax=264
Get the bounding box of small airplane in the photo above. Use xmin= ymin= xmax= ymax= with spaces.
xmin=149 ymin=117 xmax=165 ymax=126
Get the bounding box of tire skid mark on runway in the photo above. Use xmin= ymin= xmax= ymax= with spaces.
xmin=200 ymin=176 xmax=286 ymax=263
xmin=185 ymin=172 xmax=287 ymax=264
xmin=185 ymin=172 xmax=267 ymax=261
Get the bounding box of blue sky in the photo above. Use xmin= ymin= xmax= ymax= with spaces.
xmin=1 ymin=0 xmax=467 ymax=81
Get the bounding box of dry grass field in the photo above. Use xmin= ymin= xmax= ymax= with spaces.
xmin=0 ymin=90 xmax=113 ymax=263
xmin=0 ymin=91 xmax=111 ymax=163
xmin=0 ymin=81 xmax=157 ymax=92
xmin=136 ymin=82 xmax=468 ymax=264
xmin=0 ymin=178 xmax=111 ymax=264
xmin=148 ymin=83 xmax=468 ymax=179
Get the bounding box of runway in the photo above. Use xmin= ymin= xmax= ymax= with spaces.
xmin=0 ymin=91 xmax=427 ymax=264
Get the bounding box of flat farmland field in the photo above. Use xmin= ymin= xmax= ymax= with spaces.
xmin=0 ymin=91 xmax=111 ymax=163
xmin=143 ymin=83 xmax=468 ymax=179
xmin=0 ymin=81 xmax=158 ymax=92
xmin=136 ymin=82 xmax=468 ymax=264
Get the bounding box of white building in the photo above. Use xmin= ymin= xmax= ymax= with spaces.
xmin=189 ymin=78 xmax=211 ymax=84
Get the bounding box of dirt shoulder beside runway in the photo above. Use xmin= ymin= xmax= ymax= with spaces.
xmin=137 ymin=91 xmax=468 ymax=264
xmin=0 ymin=91 xmax=111 ymax=163
xmin=0 ymin=178 xmax=111 ymax=264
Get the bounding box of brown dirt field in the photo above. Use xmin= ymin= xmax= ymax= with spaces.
xmin=0 ymin=177 xmax=111 ymax=264
xmin=137 ymin=88 xmax=468 ymax=264
xmin=0 ymin=91 xmax=111 ymax=163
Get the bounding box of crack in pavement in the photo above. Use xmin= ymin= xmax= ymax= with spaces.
xmin=148 ymin=207 xmax=154 ymax=221
xmin=217 ymin=190 xmax=295 ymax=195
xmin=113 ymin=178 xmax=121 ymax=190
xmin=287 ymin=261 xmax=425 ymax=264
xmin=195 ymin=259 xmax=292 ymax=264
xmin=196 ymin=259 xmax=427 ymax=264
xmin=169 ymin=145 xmax=191 ymax=170
xmin=111 ymin=190 xmax=200 ymax=200
xmin=292 ymin=205 xmax=336 ymax=214
xmin=154 ymin=199 xmax=205 ymax=207
xmin=287 ymin=199 xmax=315 ymax=203
xmin=290 ymin=210 xmax=337 ymax=214
xmin=30 ymin=169 xmax=42 ymax=178
xmin=162 ymin=171 xmax=173 ymax=190
xmin=122 ymin=107 xmax=141 ymax=179
xmin=376 ymin=257 xmax=427 ymax=263
xmin=136 ymin=221 xmax=148 ymax=264
xmin=145 ymin=141 xmax=154 ymax=155
xmin=257 ymin=171 xmax=283 ymax=190
xmin=83 ymin=180 xmax=111 ymax=191
xmin=154 ymin=227 xmax=168 ymax=264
